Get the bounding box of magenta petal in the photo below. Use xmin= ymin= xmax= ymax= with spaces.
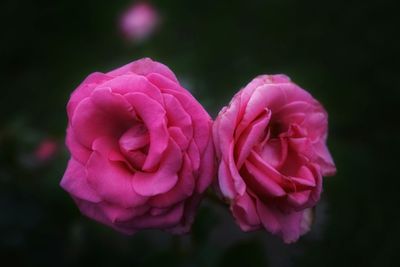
xmin=231 ymin=192 xmax=261 ymax=231
xmin=255 ymin=198 xmax=281 ymax=234
xmin=73 ymin=198 xmax=121 ymax=231
xmin=163 ymin=93 xmax=193 ymax=139
xmin=168 ymin=127 xmax=189 ymax=150
xmin=67 ymin=72 xmax=112 ymax=119
xmin=71 ymin=89 xmax=135 ymax=147
xmin=167 ymin=194 xmax=202 ymax=234
xmin=274 ymin=101 xmax=311 ymax=117
xmin=290 ymin=165 xmax=317 ymax=188
xmin=86 ymin=137 xmax=148 ymax=207
xmin=196 ymin=132 xmax=215 ymax=193
xmin=228 ymin=143 xmax=246 ymax=195
xmin=218 ymin=161 xmax=237 ymax=199
xmin=119 ymin=124 xmax=149 ymax=151
xmin=244 ymin=160 xmax=286 ymax=197
xmin=187 ymin=140 xmax=200 ymax=172
xmin=261 ymin=137 xmax=288 ymax=169
xmin=107 ymin=58 xmax=178 ymax=83
xmin=65 ymin=126 xmax=91 ymax=164
xmin=125 ymin=92 xmax=169 ymax=171
xmin=162 ymin=88 xmax=211 ymax=152
xmin=101 ymin=74 xmax=163 ymax=103
xmin=100 ymin=202 xmax=150 ymax=223
xmin=313 ymin=141 xmax=337 ymax=176
xmin=150 ymin=154 xmax=195 ymax=208
xmin=147 ymin=73 xmax=184 ymax=93
xmin=236 ymin=109 xmax=271 ymax=167
xmin=123 ymin=203 xmax=184 ymax=229
xmin=214 ymin=101 xmax=240 ymax=163
xmin=287 ymin=190 xmax=312 ymax=208
xmin=132 ymin=139 xmax=182 ymax=196
xmin=60 ymin=158 xmax=101 ymax=202
xmin=256 ymin=198 xmax=303 ymax=243
xmin=235 ymin=84 xmax=282 ymax=137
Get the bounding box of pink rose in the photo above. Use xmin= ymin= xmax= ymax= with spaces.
xmin=213 ymin=74 xmax=336 ymax=243
xmin=35 ymin=138 xmax=58 ymax=161
xmin=60 ymin=58 xmax=214 ymax=234
xmin=120 ymin=2 xmax=159 ymax=42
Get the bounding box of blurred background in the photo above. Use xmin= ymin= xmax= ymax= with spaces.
xmin=1 ymin=0 xmax=399 ymax=266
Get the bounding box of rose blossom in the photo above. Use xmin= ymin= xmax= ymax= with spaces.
xmin=120 ymin=2 xmax=159 ymax=42
xmin=213 ymin=74 xmax=336 ymax=243
xmin=35 ymin=138 xmax=58 ymax=161
xmin=60 ymin=58 xmax=214 ymax=234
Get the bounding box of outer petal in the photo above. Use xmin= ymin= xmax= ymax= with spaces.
xmin=101 ymin=74 xmax=163 ymax=103
xmin=65 ymin=126 xmax=91 ymax=164
xmin=107 ymin=58 xmax=178 ymax=83
xmin=67 ymin=72 xmax=112 ymax=119
xmin=60 ymin=158 xmax=101 ymax=202
xmin=118 ymin=203 xmax=184 ymax=229
xmin=231 ymin=192 xmax=261 ymax=231
xmin=218 ymin=160 xmax=237 ymax=199
xmin=255 ymin=197 xmax=304 ymax=243
xmin=196 ymin=129 xmax=215 ymax=194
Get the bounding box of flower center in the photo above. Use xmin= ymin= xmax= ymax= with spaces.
xmin=119 ymin=122 xmax=149 ymax=170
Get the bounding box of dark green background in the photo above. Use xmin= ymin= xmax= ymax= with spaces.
xmin=1 ymin=0 xmax=399 ymax=266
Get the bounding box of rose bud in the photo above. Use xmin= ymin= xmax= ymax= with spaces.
xmin=35 ymin=138 xmax=58 ymax=162
xmin=119 ymin=2 xmax=160 ymax=42
xmin=213 ymin=74 xmax=336 ymax=243
xmin=61 ymin=58 xmax=215 ymax=234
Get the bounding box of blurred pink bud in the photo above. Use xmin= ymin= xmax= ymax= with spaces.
xmin=35 ymin=139 xmax=58 ymax=161
xmin=120 ymin=2 xmax=160 ymax=42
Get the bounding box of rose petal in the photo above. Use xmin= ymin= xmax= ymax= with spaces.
xmin=228 ymin=142 xmax=246 ymax=195
xmin=231 ymin=192 xmax=261 ymax=231
xmin=60 ymin=158 xmax=101 ymax=202
xmin=236 ymin=109 xmax=271 ymax=167
xmin=101 ymin=74 xmax=163 ymax=103
xmin=163 ymin=93 xmax=193 ymax=139
xmin=150 ymin=154 xmax=195 ymax=208
xmin=120 ymin=203 xmax=184 ymax=229
xmin=86 ymin=137 xmax=148 ymax=207
xmin=147 ymin=72 xmax=184 ymax=92
xmin=66 ymin=126 xmax=91 ymax=164
xmin=244 ymin=160 xmax=286 ymax=197
xmin=261 ymin=137 xmax=288 ymax=169
xmin=71 ymin=89 xmax=135 ymax=148
xmin=196 ymin=130 xmax=215 ymax=194
xmin=214 ymin=99 xmax=240 ymax=163
xmin=162 ymin=88 xmax=211 ymax=153
xmin=67 ymin=72 xmax=112 ymax=119
xmin=107 ymin=58 xmax=178 ymax=83
xmin=313 ymin=141 xmax=336 ymax=176
xmin=125 ymin=92 xmax=169 ymax=171
xmin=131 ymin=139 xmax=182 ymax=196
xmin=168 ymin=126 xmax=189 ymax=150
xmin=218 ymin=160 xmax=237 ymax=199
xmin=255 ymin=197 xmax=303 ymax=243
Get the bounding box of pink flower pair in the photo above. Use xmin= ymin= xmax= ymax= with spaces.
xmin=61 ymin=58 xmax=336 ymax=243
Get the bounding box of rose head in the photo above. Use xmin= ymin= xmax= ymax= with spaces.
xmin=61 ymin=58 xmax=214 ymax=234
xmin=213 ymin=74 xmax=336 ymax=243
xmin=120 ymin=2 xmax=159 ymax=42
